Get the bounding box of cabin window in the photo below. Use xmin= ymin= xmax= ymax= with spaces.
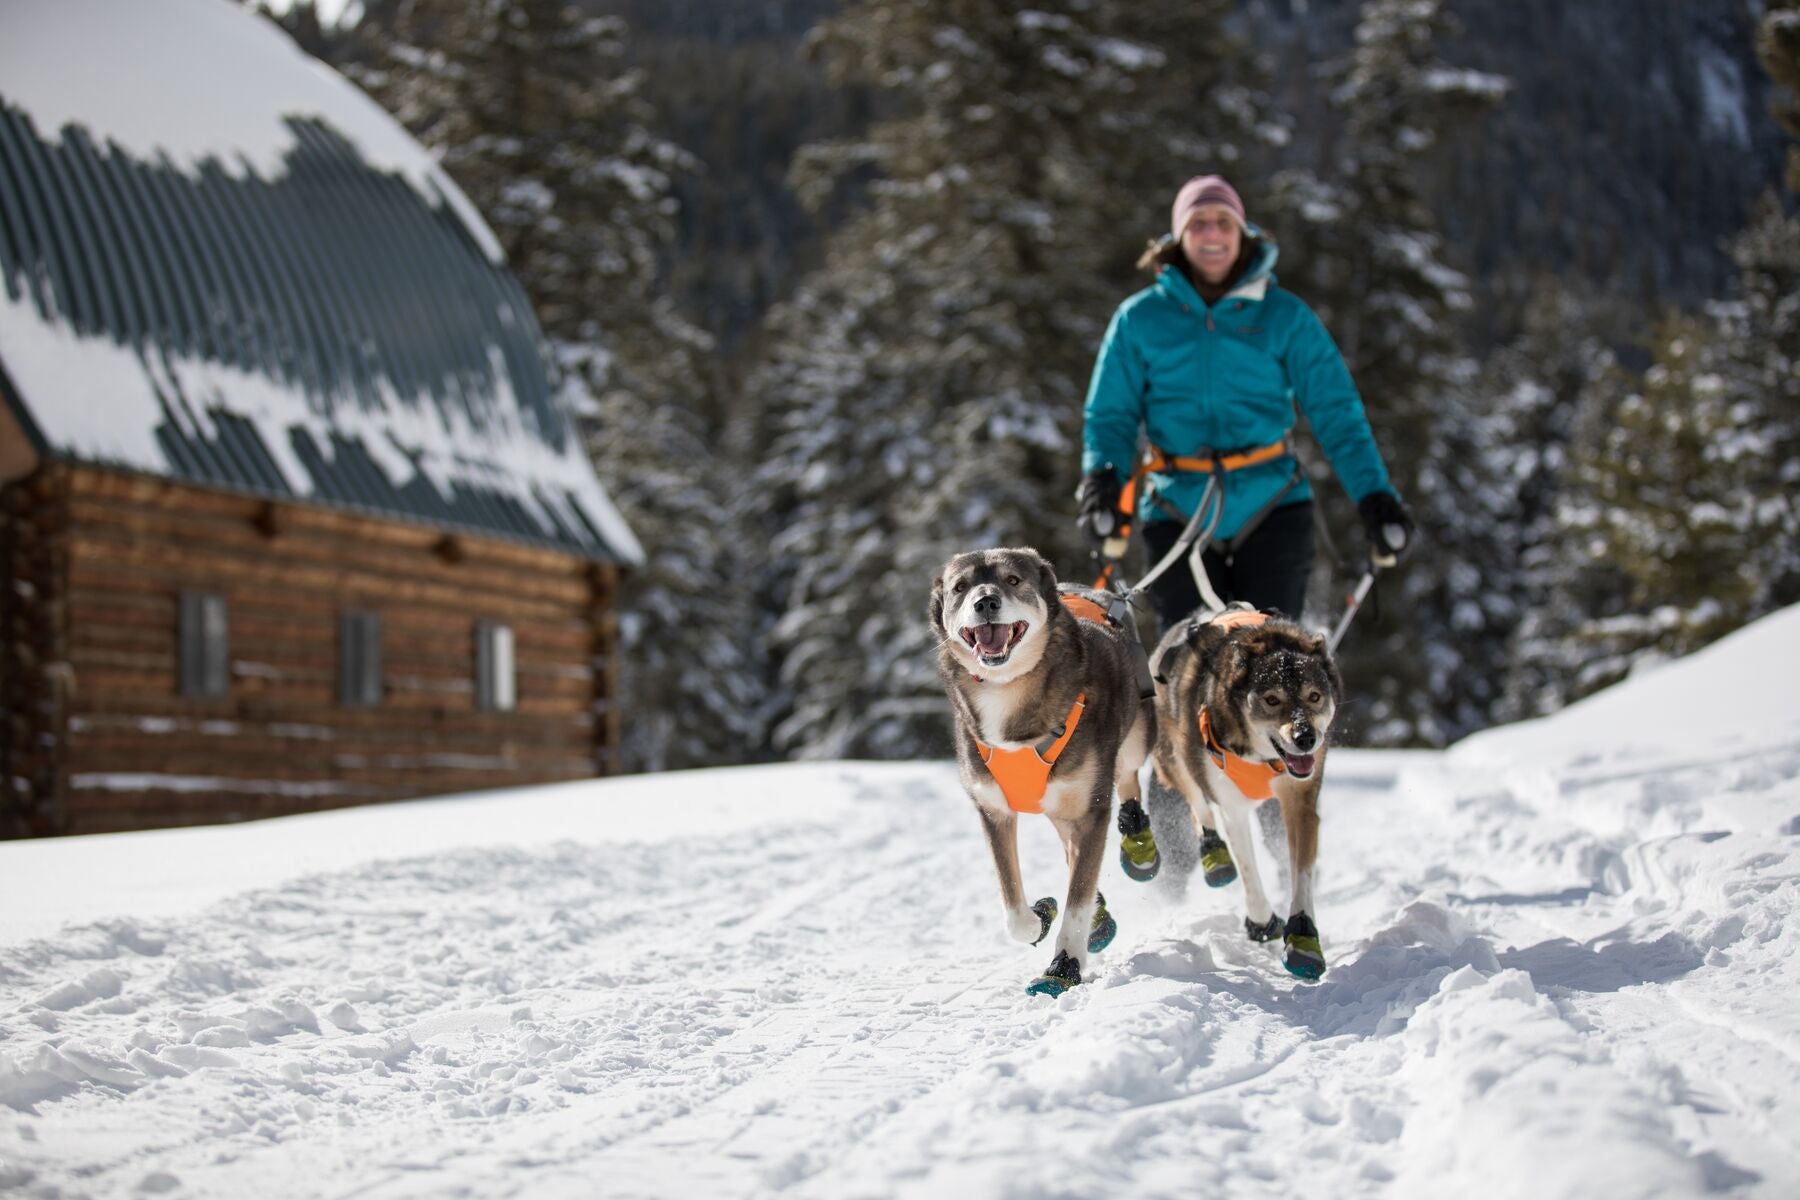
xmin=339 ymin=611 xmax=383 ymax=707
xmin=475 ymin=621 xmax=516 ymax=712
xmin=177 ymin=591 xmax=229 ymax=697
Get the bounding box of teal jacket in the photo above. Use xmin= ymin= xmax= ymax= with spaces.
xmin=1081 ymin=239 xmax=1395 ymax=540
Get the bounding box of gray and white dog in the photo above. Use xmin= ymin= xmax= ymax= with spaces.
xmin=1150 ymin=607 xmax=1341 ymax=980
xmin=929 ymin=547 xmax=1155 ymax=996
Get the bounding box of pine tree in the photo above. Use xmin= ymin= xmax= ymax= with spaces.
xmin=353 ymin=1 xmax=763 ymax=770
xmin=749 ymin=0 xmax=1280 ymax=757
xmin=1508 ymin=0 xmax=1800 ymax=708
xmin=1266 ymin=0 xmax=1507 ymax=744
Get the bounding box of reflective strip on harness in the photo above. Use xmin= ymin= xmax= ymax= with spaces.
xmin=976 ymin=693 xmax=1086 ymax=815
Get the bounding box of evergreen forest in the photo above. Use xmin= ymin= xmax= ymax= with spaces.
xmin=266 ymin=0 xmax=1800 ymax=769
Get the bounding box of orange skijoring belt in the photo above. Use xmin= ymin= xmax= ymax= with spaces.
xmin=1193 ymin=610 xmax=1286 ymax=802
xmin=972 ymin=594 xmax=1111 ymax=815
xmin=1092 ymin=437 xmax=1292 ymax=589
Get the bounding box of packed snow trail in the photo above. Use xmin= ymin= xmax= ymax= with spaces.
xmin=2 ymin=610 xmax=1798 ymax=1198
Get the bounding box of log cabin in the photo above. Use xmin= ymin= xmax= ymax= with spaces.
xmin=0 ymin=0 xmax=644 ymax=836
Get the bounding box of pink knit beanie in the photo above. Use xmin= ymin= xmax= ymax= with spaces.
xmin=1171 ymin=175 xmax=1248 ymax=239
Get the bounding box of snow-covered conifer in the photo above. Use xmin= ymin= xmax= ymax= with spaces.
xmin=1268 ymin=0 xmax=1506 ymax=744
xmin=353 ymin=1 xmax=763 ymax=770
xmin=748 ymin=0 xmax=1280 ymax=757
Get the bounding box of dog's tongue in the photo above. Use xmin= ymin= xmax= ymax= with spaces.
xmin=1283 ymin=752 xmax=1316 ymax=777
xmin=973 ymin=623 xmax=1010 ymax=655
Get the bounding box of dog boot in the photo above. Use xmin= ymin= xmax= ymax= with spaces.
xmin=1283 ymin=912 xmax=1326 ymax=981
xmin=1025 ymin=950 xmax=1083 ymax=997
xmin=1245 ymin=913 xmax=1286 ymax=942
xmin=1030 ymin=896 xmax=1058 ymax=946
xmin=1199 ymin=829 xmax=1238 ymax=888
xmin=1088 ymin=892 xmax=1117 ymax=954
xmin=1116 ymin=798 xmax=1160 ymax=881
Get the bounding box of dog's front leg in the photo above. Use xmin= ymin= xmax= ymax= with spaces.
xmin=1031 ymin=796 xmax=1110 ymax=994
xmin=1278 ymin=782 xmax=1326 ymax=980
xmin=1211 ymin=788 xmax=1283 ymax=942
xmin=976 ymin=804 xmax=1047 ymax=945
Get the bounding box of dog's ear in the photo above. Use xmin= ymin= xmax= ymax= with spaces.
xmin=1217 ymin=637 xmax=1253 ymax=694
xmin=1026 ymin=548 xmax=1058 ymax=597
xmin=1304 ymin=631 xmax=1343 ymax=698
xmin=928 ymin=571 xmax=947 ymax=635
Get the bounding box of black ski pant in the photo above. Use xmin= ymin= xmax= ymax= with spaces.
xmin=1140 ymin=500 xmax=1314 ymax=632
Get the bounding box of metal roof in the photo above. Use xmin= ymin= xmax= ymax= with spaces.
xmin=0 ymin=6 xmax=641 ymax=565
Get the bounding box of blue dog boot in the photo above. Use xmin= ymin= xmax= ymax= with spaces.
xmin=1088 ymin=892 xmax=1117 ymax=954
xmin=1284 ymin=912 xmax=1326 ymax=981
xmin=1030 ymin=896 xmax=1058 ymax=945
xmin=1025 ymin=949 xmax=1083 ymax=997
xmin=1199 ymin=829 xmax=1237 ymax=888
xmin=1116 ymin=798 xmax=1159 ymax=882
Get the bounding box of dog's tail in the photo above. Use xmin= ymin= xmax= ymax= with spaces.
xmin=1142 ymin=774 xmax=1199 ymax=900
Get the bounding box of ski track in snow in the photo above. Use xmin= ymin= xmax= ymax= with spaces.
xmin=1 ymin=654 xmax=1798 ymax=1195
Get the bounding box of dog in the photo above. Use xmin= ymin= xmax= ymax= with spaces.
xmin=1149 ymin=605 xmax=1341 ymax=979
xmin=930 ymin=547 xmax=1155 ymax=996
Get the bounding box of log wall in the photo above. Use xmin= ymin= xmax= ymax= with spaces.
xmin=1 ymin=464 xmax=620 ymax=837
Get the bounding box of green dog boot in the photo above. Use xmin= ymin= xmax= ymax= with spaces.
xmin=1117 ymin=798 xmax=1160 ymax=882
xmin=1088 ymin=892 xmax=1117 ymax=953
xmin=1283 ymin=912 xmax=1326 ymax=981
xmin=1199 ymin=829 xmax=1237 ymax=888
xmin=1025 ymin=949 xmax=1083 ymax=997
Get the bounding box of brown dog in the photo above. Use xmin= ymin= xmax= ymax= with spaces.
xmin=1150 ymin=606 xmax=1340 ymax=979
xmin=930 ymin=547 xmax=1155 ymax=996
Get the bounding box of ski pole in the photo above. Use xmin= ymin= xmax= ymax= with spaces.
xmin=1327 ymin=525 xmax=1404 ymax=654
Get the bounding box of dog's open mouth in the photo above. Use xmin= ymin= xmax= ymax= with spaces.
xmin=1281 ymin=751 xmax=1317 ymax=779
xmin=959 ymin=621 xmax=1028 ymax=667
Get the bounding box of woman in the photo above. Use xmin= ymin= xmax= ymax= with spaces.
xmin=1076 ymin=175 xmax=1412 ymax=628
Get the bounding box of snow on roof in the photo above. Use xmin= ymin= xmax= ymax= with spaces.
xmin=0 ymin=0 xmax=501 ymax=263
xmin=0 ymin=0 xmax=644 ymax=565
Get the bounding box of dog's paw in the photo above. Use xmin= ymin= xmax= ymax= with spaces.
xmin=1087 ymin=892 xmax=1117 ymax=954
xmin=1283 ymin=912 xmax=1326 ymax=981
xmin=1025 ymin=949 xmax=1083 ymax=997
xmin=1117 ymin=799 xmax=1160 ymax=882
xmin=1244 ymin=913 xmax=1286 ymax=942
xmin=1009 ymin=897 xmax=1058 ymax=945
xmin=1200 ymin=829 xmax=1237 ymax=887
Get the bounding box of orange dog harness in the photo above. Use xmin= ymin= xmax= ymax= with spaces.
xmin=1195 ymin=609 xmax=1286 ymax=802
xmin=1198 ymin=706 xmax=1285 ymax=801
xmin=972 ymin=593 xmax=1113 ymax=814
xmin=975 ymin=693 xmax=1087 ymax=815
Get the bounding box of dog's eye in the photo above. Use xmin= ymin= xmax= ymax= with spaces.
xmin=952 ymin=581 xmax=970 ymax=594
xmin=1307 ymin=690 xmax=1322 ymax=705
xmin=1004 ymin=575 xmax=1021 ymax=587
xmin=1263 ymin=693 xmax=1282 ymax=708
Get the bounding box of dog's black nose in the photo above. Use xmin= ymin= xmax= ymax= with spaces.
xmin=973 ymin=591 xmax=1002 ymax=620
xmin=1290 ymin=724 xmax=1317 ymax=753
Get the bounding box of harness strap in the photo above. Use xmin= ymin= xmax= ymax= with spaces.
xmin=975 ymin=693 xmax=1087 ymax=815
xmin=1198 ymin=705 xmax=1286 ymax=802
xmin=1093 ymin=438 xmax=1290 ymax=589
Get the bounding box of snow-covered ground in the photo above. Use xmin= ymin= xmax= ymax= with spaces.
xmin=3 ymin=609 xmax=1798 ymax=1199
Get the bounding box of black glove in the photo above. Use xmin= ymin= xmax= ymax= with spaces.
xmin=1075 ymin=466 xmax=1124 ymax=548
xmin=1357 ymin=491 xmax=1413 ymax=561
